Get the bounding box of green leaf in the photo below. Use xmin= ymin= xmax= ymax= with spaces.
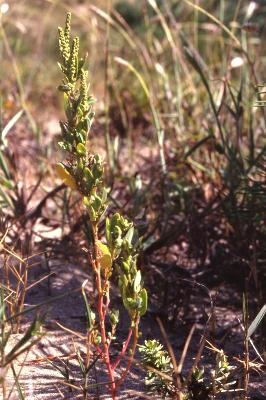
xmin=58 ymin=84 xmax=72 ymax=92
xmin=11 ymin=364 xmax=25 ymax=399
xmin=82 ymin=283 xmax=95 ymax=330
xmin=0 ymin=148 xmax=11 ymax=179
xmin=92 ymin=162 xmax=103 ymax=179
xmin=109 ymin=309 xmax=119 ymax=326
xmin=84 ymin=167 xmax=94 ymax=184
xmin=133 ymin=270 xmax=142 ymax=293
xmin=0 ymin=297 xmax=6 ymax=321
xmin=139 ymin=288 xmax=148 ymax=316
xmin=125 ymin=226 xmax=134 ymax=246
xmin=5 ymin=315 xmax=44 ymax=366
xmin=121 ymin=287 xmax=134 ymax=313
xmin=0 ymin=175 xmax=14 ymax=190
xmin=91 ymin=195 xmax=102 ymax=212
xmin=106 ymin=217 xmax=111 ymax=244
xmin=0 ymin=183 xmax=14 ymax=209
xmin=77 ymin=142 xmax=86 ymax=155
xmin=76 ymin=348 xmax=86 ymax=375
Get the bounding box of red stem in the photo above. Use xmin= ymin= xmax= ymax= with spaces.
xmin=92 ymin=224 xmax=117 ymax=399
xmin=95 ymin=268 xmax=116 ymax=399
xmin=116 ymin=319 xmax=139 ymax=390
xmin=91 ymin=223 xmax=140 ymax=399
xmin=111 ymin=328 xmax=132 ymax=370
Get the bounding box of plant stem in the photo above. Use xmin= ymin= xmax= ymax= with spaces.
xmin=111 ymin=328 xmax=133 ymax=370
xmin=92 ymin=223 xmax=116 ymax=399
xmin=116 ymin=317 xmax=139 ymax=390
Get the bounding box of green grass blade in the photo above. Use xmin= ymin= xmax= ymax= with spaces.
xmin=11 ymin=363 xmax=25 ymax=400
xmin=247 ymin=305 xmax=266 ymax=338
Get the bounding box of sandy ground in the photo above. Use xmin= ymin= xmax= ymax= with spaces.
xmin=2 ymin=261 xmax=153 ymax=400
xmin=2 ymin=258 xmax=266 ymax=400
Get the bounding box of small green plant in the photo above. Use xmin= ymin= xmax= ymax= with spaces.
xmin=56 ymin=13 xmax=147 ymax=399
xmin=138 ymin=339 xmax=175 ymax=398
xmin=187 ymin=350 xmax=236 ymax=400
xmin=139 ymin=339 xmax=236 ymax=400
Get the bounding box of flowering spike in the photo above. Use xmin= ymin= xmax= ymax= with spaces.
xmin=69 ymin=36 xmax=79 ymax=83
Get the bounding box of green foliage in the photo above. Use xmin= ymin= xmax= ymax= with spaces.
xmin=138 ymin=339 xmax=174 ymax=397
xmin=139 ymin=339 xmax=236 ymax=399
xmin=186 ymin=351 xmax=235 ymax=399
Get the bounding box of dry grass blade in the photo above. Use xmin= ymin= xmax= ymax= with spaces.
xmin=156 ymin=316 xmax=178 ymax=372
xmin=247 ymin=305 xmax=266 ymax=339
xmin=4 ymin=287 xmax=81 ymax=323
xmin=54 ymin=321 xmax=87 ymax=341
xmin=183 ymin=0 xmax=241 ymax=48
xmin=177 ymin=324 xmax=196 ymax=375
xmin=115 ymin=57 xmax=166 ymax=173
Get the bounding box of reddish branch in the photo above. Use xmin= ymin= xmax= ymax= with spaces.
xmin=91 ymin=223 xmax=140 ymax=400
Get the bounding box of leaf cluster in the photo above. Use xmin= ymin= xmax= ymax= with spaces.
xmin=139 ymin=339 xmax=174 ymax=397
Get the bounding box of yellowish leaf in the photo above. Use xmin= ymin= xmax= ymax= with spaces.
xmin=96 ymin=240 xmax=112 ymax=270
xmin=55 ymin=163 xmax=77 ymax=190
xmin=99 ymin=253 xmax=112 ymax=270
